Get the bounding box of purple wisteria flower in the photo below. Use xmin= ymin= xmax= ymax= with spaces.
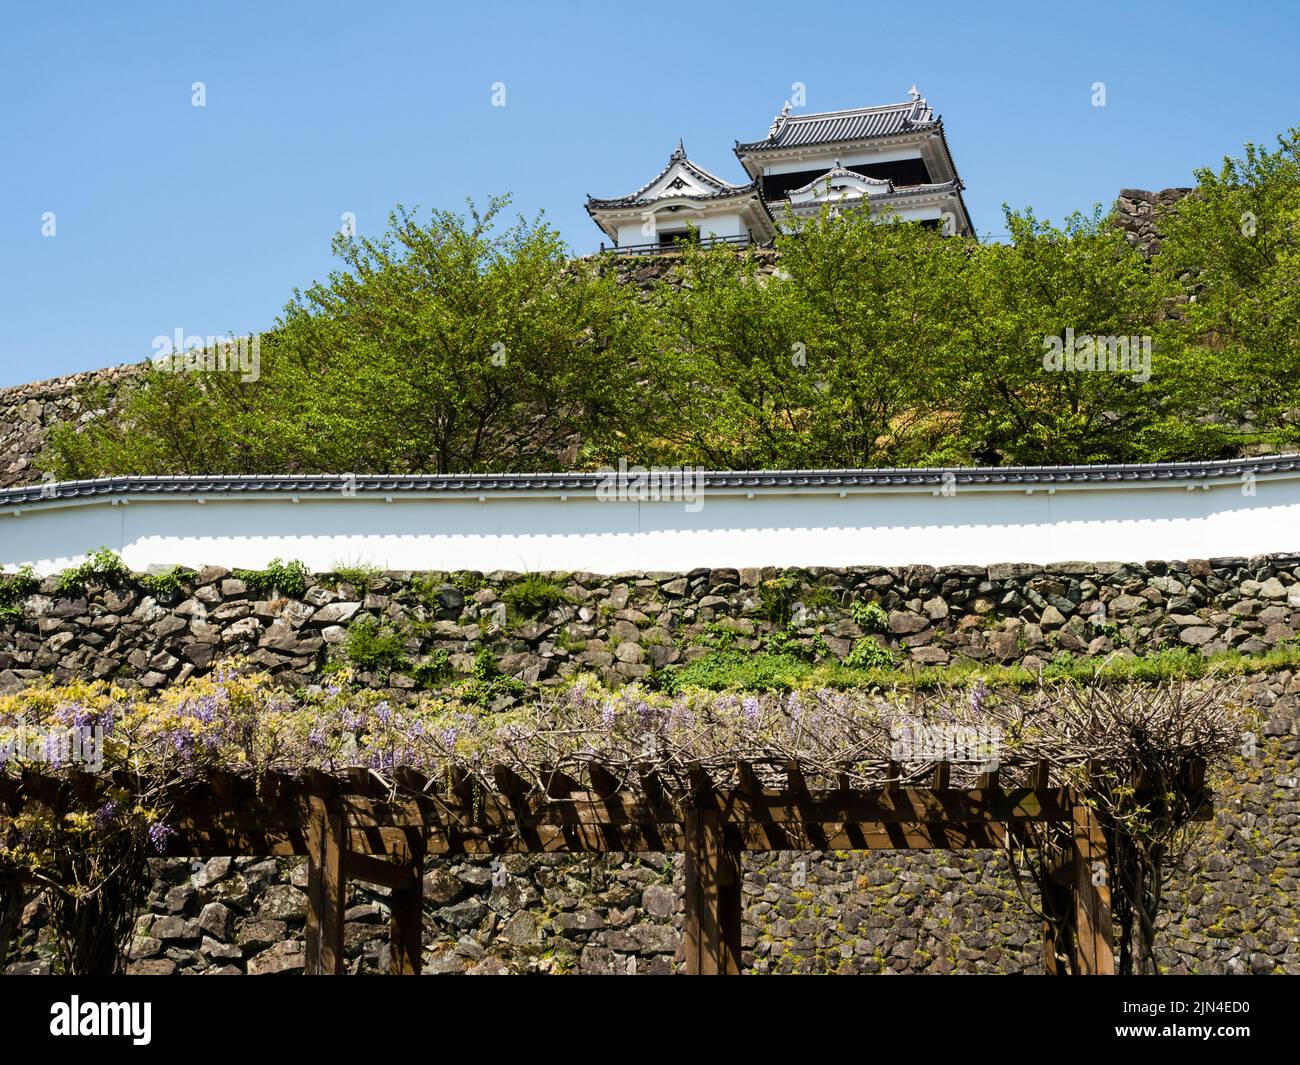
xmin=601 ymin=702 xmax=617 ymax=730
xmin=193 ymin=694 xmax=219 ymax=724
xmin=57 ymin=703 xmax=94 ymax=728
xmin=742 ymin=697 xmax=761 ymax=723
xmin=93 ymin=801 xmax=118 ymax=829
xmin=148 ymin=822 xmax=176 ymax=854
xmin=970 ymin=679 xmax=988 ymax=714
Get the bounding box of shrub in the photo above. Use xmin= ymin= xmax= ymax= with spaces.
xmin=666 ymin=650 xmax=811 ymax=692
xmin=844 ymin=637 xmax=895 ymax=670
xmin=331 ymin=561 xmax=382 ymax=592
xmin=0 ymin=565 xmax=39 ymax=622
xmin=233 ymin=558 xmax=309 ymax=598
xmin=451 ymin=571 xmax=485 ymax=595
xmin=57 ymin=548 xmax=130 ymax=594
xmin=464 ymin=647 xmax=525 ymax=707
xmin=757 ymin=577 xmax=795 ymax=626
xmin=851 ymin=600 xmax=889 ymax=632
xmin=137 ymin=568 xmax=184 ymax=600
xmin=801 ymin=581 xmax=839 ymax=612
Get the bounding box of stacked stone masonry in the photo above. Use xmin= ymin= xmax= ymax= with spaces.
xmin=3 ymin=555 xmax=1299 ymax=974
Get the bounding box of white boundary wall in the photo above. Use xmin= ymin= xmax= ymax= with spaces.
xmin=2 ymin=473 xmax=1299 ymax=574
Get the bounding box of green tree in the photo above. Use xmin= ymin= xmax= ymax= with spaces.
xmin=44 ymin=197 xmax=637 ymax=477
xmin=623 ymin=206 xmax=973 ymax=469
xmin=952 ymin=206 xmax=1171 ymax=464
xmin=1152 ymin=126 xmax=1300 ymax=456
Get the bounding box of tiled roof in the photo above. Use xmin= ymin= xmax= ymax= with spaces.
xmin=587 ymin=143 xmax=755 ymax=210
xmin=736 ymin=100 xmax=936 ymax=154
xmin=877 ymin=179 xmax=962 ymax=199
xmin=784 ymin=167 xmax=895 ymax=197
xmin=586 ymin=185 xmax=760 ymax=211
xmin=5 ymin=456 xmax=1300 ymax=508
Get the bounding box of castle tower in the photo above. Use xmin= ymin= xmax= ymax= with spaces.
xmin=586 ymin=141 xmax=776 ymax=252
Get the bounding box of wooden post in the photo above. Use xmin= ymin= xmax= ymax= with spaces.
xmin=1071 ymin=798 xmax=1115 ymax=975
xmin=389 ymin=838 xmax=425 ymax=975
xmin=1039 ymin=878 xmax=1074 ymax=976
xmin=305 ymin=806 xmax=346 ymax=975
xmin=683 ymin=809 xmax=742 ymax=975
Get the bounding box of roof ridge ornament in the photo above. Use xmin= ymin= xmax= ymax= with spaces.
xmin=767 ymin=100 xmax=792 ymax=138
xmin=672 ymin=138 xmax=686 ymax=160
xmin=906 ymin=85 xmax=931 ymax=125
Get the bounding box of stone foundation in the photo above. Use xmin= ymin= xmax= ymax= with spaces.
xmin=6 ymin=555 xmax=1300 ymax=696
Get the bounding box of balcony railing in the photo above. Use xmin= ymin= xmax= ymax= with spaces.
xmin=597 ymin=233 xmax=753 ymax=256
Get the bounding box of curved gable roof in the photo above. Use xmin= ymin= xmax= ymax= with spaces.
xmin=736 ymin=99 xmax=937 ymax=154
xmin=587 ymin=142 xmax=754 ymax=210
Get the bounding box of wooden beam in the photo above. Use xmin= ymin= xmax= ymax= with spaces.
xmin=162 ymin=829 xmax=307 ymax=857
xmin=346 ymin=850 xmax=418 ymax=891
xmin=637 ymin=763 xmax=666 ymax=806
xmin=1071 ymin=798 xmax=1115 ymax=975
xmin=683 ymin=808 xmax=741 ymax=975
xmin=393 ymin=766 xmax=429 ymax=795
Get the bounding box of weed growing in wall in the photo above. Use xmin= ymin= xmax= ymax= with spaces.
xmin=0 ymin=565 xmax=38 ymax=622
xmin=851 ymin=600 xmax=889 ymax=632
xmin=232 ymin=558 xmax=309 ymax=598
xmin=341 ymin=615 xmax=409 ymax=673
xmin=502 ymin=574 xmax=572 ymax=619
xmin=56 ymin=547 xmax=130 ymax=594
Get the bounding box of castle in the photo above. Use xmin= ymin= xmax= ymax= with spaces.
xmin=586 ymin=88 xmax=973 ymax=251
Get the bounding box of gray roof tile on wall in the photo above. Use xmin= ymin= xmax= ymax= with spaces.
xmin=3 ymin=456 xmax=1299 ymax=508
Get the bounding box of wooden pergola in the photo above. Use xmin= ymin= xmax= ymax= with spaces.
xmin=5 ymin=757 xmax=1211 ymax=975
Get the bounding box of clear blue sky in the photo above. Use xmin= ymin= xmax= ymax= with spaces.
xmin=1 ymin=0 xmax=1296 ymax=388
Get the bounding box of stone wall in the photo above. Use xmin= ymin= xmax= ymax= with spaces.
xmin=6 ymin=555 xmax=1300 ymax=697
xmin=3 ymin=556 xmax=1300 ymax=975
xmin=0 ymin=362 xmax=141 ymax=490
xmin=1111 ymin=187 xmax=1194 ymax=259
